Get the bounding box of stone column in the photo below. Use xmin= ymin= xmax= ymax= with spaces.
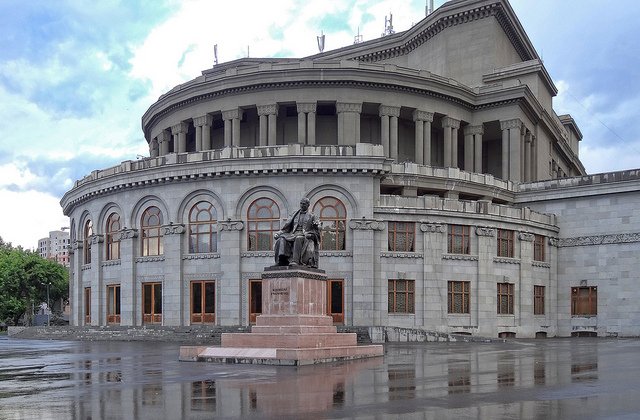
xmin=524 ymin=131 xmax=532 ymax=182
xmin=442 ymin=117 xmax=460 ymax=168
xmin=89 ymin=234 xmax=104 ymax=325
xmin=117 ymin=228 xmax=138 ymax=326
xmin=149 ymin=138 xmax=159 ymax=158
xmin=193 ymin=115 xmax=213 ymax=151
xmin=217 ymin=220 xmax=244 ymax=326
xmin=171 ymin=122 xmax=189 ymax=154
xmin=222 ymin=108 xmax=242 ymax=147
xmin=500 ymin=119 xmax=522 ymax=182
xmin=463 ymin=126 xmax=474 ymax=172
xmin=297 ymin=103 xmax=317 ymax=145
xmin=348 ymin=219 xmax=385 ymax=326
xmin=69 ymin=241 xmax=82 ymax=326
xmin=518 ymin=232 xmax=534 ymax=327
xmin=380 ymin=114 xmax=390 ymax=156
xmin=160 ymin=223 xmax=185 ymax=327
xmin=158 ymin=130 xmax=171 ymax=156
xmin=474 ymin=125 xmax=484 ymax=174
xmin=420 ymin=222 xmax=446 ymax=326
xmin=475 ymin=224 xmax=496 ymax=335
xmin=307 ymin=109 xmax=316 ymax=145
xmin=258 ymin=104 xmax=278 ymax=147
xmin=337 ymin=102 xmax=362 ymax=146
xmin=530 ymin=135 xmax=537 ymax=181
xmin=413 ymin=110 xmax=434 ymax=166
xmin=379 ymin=105 xmax=400 ymax=160
xmin=463 ymin=124 xmax=484 ymax=173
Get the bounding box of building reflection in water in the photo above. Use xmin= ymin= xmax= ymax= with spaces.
xmin=30 ymin=340 xmax=626 ymax=419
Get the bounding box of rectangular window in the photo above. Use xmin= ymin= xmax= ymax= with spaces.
xmin=388 ymin=222 xmax=415 ymax=252
xmin=534 ymin=285 xmax=545 ymax=315
xmin=497 ymin=283 xmax=514 ymax=314
xmin=107 ymin=285 xmax=121 ymax=324
xmin=142 ymin=282 xmax=162 ymax=324
xmin=571 ymin=286 xmax=597 ymax=316
xmin=84 ymin=287 xmax=91 ymax=324
xmin=448 ymin=225 xmax=470 ymax=254
xmin=191 ymin=281 xmax=215 ymax=324
xmin=448 ymin=281 xmax=470 ymax=314
xmin=497 ymin=229 xmax=514 ymax=258
xmin=388 ymin=280 xmax=415 ymax=314
xmin=534 ymin=234 xmax=545 ymax=262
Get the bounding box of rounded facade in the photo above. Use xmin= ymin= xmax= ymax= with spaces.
xmin=63 ymin=0 xmax=586 ymax=338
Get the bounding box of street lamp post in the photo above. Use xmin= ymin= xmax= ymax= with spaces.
xmin=47 ymin=282 xmax=51 ymax=327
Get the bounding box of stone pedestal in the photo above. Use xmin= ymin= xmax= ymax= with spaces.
xmin=180 ymin=266 xmax=383 ymax=365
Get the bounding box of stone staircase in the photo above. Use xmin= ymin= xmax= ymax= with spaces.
xmin=9 ymin=325 xmax=503 ymax=344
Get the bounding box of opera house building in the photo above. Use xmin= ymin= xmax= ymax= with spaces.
xmin=61 ymin=0 xmax=640 ymax=339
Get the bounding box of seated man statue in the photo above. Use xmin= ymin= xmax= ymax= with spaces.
xmin=273 ymin=197 xmax=321 ymax=268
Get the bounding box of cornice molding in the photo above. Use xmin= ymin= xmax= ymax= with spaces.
xmin=558 ymin=232 xmax=640 ymax=248
xmin=352 ymin=2 xmax=535 ymax=65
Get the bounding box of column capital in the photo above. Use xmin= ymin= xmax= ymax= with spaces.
xmin=412 ymin=109 xmax=434 ymax=122
xmin=441 ymin=116 xmax=460 ymax=129
xmin=475 ymin=226 xmax=496 ymax=237
xmin=116 ymin=228 xmax=138 ymax=240
xmin=525 ymin=131 xmax=533 ymax=143
xmin=150 ymin=138 xmax=159 ymax=150
xmin=348 ymin=219 xmax=385 ymax=231
xmin=193 ymin=114 xmax=213 ymax=127
xmin=420 ymin=222 xmax=445 ymax=233
xmin=463 ymin=124 xmax=484 ymax=136
xmin=257 ymin=104 xmax=279 ymax=116
xmin=219 ymin=220 xmax=244 ymax=231
xmin=171 ymin=121 xmax=189 ymax=135
xmin=296 ymin=102 xmax=317 ymax=114
xmin=379 ymin=105 xmax=400 ymax=118
xmin=518 ymin=231 xmax=535 ymax=242
xmin=222 ymin=108 xmax=243 ymax=120
xmin=336 ymin=102 xmax=362 ymax=114
xmin=499 ymin=118 xmax=522 ymax=131
xmin=161 ymin=223 xmax=185 ymax=235
xmin=89 ymin=234 xmax=104 ymax=245
xmin=158 ymin=130 xmax=172 ymax=142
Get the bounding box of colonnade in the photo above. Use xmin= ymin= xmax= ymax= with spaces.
xmin=148 ymin=102 xmax=538 ymax=183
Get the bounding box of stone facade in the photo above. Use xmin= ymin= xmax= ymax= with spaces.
xmin=60 ymin=0 xmax=639 ymax=338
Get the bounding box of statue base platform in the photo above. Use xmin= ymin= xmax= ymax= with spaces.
xmin=180 ymin=267 xmax=383 ymax=365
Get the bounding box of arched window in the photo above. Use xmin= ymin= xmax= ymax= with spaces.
xmin=105 ymin=213 xmax=121 ymax=260
xmin=141 ymin=206 xmax=163 ymax=256
xmin=247 ymin=198 xmax=280 ymax=251
xmin=83 ymin=220 xmax=93 ymax=264
xmin=313 ymin=197 xmax=346 ymax=250
xmin=189 ymin=201 xmax=217 ymax=253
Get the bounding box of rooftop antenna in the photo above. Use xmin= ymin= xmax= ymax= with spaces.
xmin=426 ymin=0 xmax=434 ymax=16
xmin=247 ymin=45 xmax=250 ymax=58
xmin=382 ymin=14 xmax=394 ymax=37
xmin=317 ymin=30 xmax=325 ymax=53
xmin=214 ymin=44 xmax=218 ymax=65
xmin=354 ymin=26 xmax=363 ymax=44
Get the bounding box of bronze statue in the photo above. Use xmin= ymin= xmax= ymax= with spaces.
xmin=273 ymin=197 xmax=321 ymax=268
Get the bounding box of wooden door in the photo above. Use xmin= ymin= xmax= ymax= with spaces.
xmin=327 ymin=279 xmax=344 ymax=324
xmin=249 ymin=280 xmax=262 ymax=324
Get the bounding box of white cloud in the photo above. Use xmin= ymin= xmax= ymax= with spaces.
xmin=0 ymin=190 xmax=68 ymax=250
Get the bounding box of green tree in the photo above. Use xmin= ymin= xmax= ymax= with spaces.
xmin=0 ymin=237 xmax=69 ymax=325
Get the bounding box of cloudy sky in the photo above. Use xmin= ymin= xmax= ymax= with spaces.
xmin=1 ymin=0 xmax=639 ymax=249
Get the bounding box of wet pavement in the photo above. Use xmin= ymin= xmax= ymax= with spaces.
xmin=1 ymin=335 xmax=639 ymax=419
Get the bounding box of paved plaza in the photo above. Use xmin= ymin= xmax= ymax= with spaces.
xmin=1 ymin=336 xmax=639 ymax=419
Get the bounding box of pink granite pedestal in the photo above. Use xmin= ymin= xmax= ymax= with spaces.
xmin=180 ymin=266 xmax=383 ymax=365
